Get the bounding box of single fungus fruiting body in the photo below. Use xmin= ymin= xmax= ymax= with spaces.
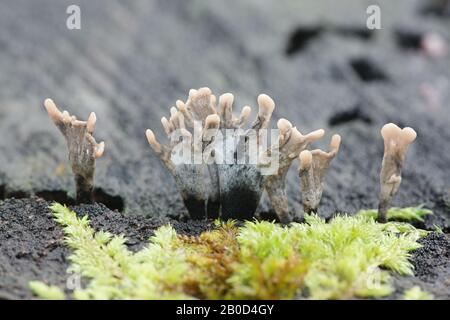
xmin=378 ymin=123 xmax=417 ymax=222
xmin=298 ymin=134 xmax=341 ymax=214
xmin=44 ymin=99 xmax=105 ymax=203
xmin=146 ymin=89 xmax=220 ymax=219
xmin=263 ymin=119 xmax=325 ymax=223
xmin=147 ymin=88 xmax=325 ymax=222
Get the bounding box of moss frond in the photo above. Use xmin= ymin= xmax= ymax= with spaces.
xmin=29 ymin=281 xmax=65 ymax=300
xmin=228 ymin=220 xmax=307 ymax=299
xmin=403 ymin=286 xmax=433 ymax=300
xmin=31 ymin=203 xmax=427 ymax=300
xmin=357 ymin=205 xmax=432 ymax=222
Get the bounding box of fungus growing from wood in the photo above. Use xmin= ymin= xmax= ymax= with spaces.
xmin=146 ymin=87 xmax=222 ymax=219
xmin=263 ymin=119 xmax=325 ymax=223
xmin=378 ymin=123 xmax=417 ymax=222
xmin=44 ymin=99 xmax=105 ymax=203
xmin=298 ymin=134 xmax=341 ymax=214
xmin=146 ymin=88 xmax=325 ymax=222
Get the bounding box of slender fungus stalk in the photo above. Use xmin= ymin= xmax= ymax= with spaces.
xmin=378 ymin=123 xmax=417 ymax=222
xmin=263 ymin=119 xmax=325 ymax=223
xmin=44 ymin=99 xmax=105 ymax=203
xmin=298 ymin=134 xmax=341 ymax=214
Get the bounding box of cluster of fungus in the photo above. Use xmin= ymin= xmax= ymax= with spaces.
xmin=146 ymin=87 xmax=336 ymax=223
xmin=43 ymin=90 xmax=417 ymax=223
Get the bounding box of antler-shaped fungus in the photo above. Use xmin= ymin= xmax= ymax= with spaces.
xmin=146 ymin=87 xmax=221 ymax=219
xmin=44 ymin=99 xmax=105 ymax=203
xmin=298 ymin=134 xmax=341 ymax=214
xmin=378 ymin=123 xmax=417 ymax=222
xmin=216 ymin=93 xmax=274 ymax=220
xmin=262 ymin=119 xmax=325 ymax=223
xmin=147 ymin=88 xmax=325 ymax=222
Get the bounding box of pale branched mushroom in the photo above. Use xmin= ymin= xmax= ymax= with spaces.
xmin=261 ymin=119 xmax=325 ymax=223
xmin=44 ymin=99 xmax=105 ymax=203
xmin=147 ymin=88 xmax=276 ymax=220
xmin=146 ymin=88 xmax=326 ymax=222
xmin=216 ymin=93 xmax=274 ymax=220
xmin=378 ymin=123 xmax=417 ymax=222
xmin=146 ymin=87 xmax=221 ymax=219
xmin=298 ymin=134 xmax=341 ymax=214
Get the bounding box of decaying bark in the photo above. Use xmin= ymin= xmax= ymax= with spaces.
xmin=44 ymin=98 xmax=105 ymax=203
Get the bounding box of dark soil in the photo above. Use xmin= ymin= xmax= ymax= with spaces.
xmin=1 ymin=197 xmax=450 ymax=300
xmin=0 ymin=197 xmax=212 ymax=299
xmin=391 ymin=232 xmax=450 ymax=299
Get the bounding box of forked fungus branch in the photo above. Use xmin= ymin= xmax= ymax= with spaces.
xmin=263 ymin=119 xmax=325 ymax=223
xmin=298 ymin=134 xmax=341 ymax=214
xmin=378 ymin=123 xmax=417 ymax=222
xmin=44 ymin=99 xmax=105 ymax=203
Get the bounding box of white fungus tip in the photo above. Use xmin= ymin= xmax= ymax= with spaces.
xmin=205 ymin=114 xmax=220 ymax=128
xmin=198 ymin=87 xmax=212 ymax=96
xmin=299 ymin=150 xmax=312 ymax=170
xmin=170 ymin=106 xmax=177 ymax=117
xmin=145 ymin=129 xmax=155 ymax=142
xmin=402 ymin=127 xmax=417 ymax=144
xmin=44 ymin=98 xmax=62 ymax=122
xmin=176 ymin=100 xmax=186 ymax=111
xmin=146 ymin=129 xmax=161 ymax=153
xmin=277 ymin=118 xmax=292 ymax=133
xmin=62 ymin=110 xmax=71 ymax=123
xmin=161 ymin=116 xmax=169 ymax=126
xmin=330 ymin=134 xmax=341 ymax=150
xmin=218 ymin=93 xmax=234 ymax=118
xmin=188 ymin=89 xmax=198 ymax=98
xmin=161 ymin=117 xmax=172 ymax=135
xmin=307 ymin=129 xmax=325 ymax=140
xmin=44 ymin=98 xmax=56 ymax=111
xmin=219 ymin=93 xmax=234 ymax=105
xmin=381 ymin=123 xmax=401 ymax=140
xmin=241 ymin=106 xmax=251 ymax=118
xmin=87 ymin=112 xmax=96 ymax=133
xmin=95 ymin=141 xmax=105 ymax=158
xmin=257 ymin=94 xmax=275 ymax=115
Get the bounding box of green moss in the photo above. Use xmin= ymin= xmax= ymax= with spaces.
xmin=403 ymin=286 xmax=433 ymax=300
xmin=29 ymin=281 xmax=65 ymax=300
xmin=30 ymin=203 xmax=428 ymax=300
xmin=357 ymin=205 xmax=432 ymax=222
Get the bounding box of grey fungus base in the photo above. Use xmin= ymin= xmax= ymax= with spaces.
xmin=377 ymin=123 xmax=417 ymax=222
xmin=44 ymin=99 xmax=105 ymax=204
xmin=299 ymin=134 xmax=341 ymax=215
